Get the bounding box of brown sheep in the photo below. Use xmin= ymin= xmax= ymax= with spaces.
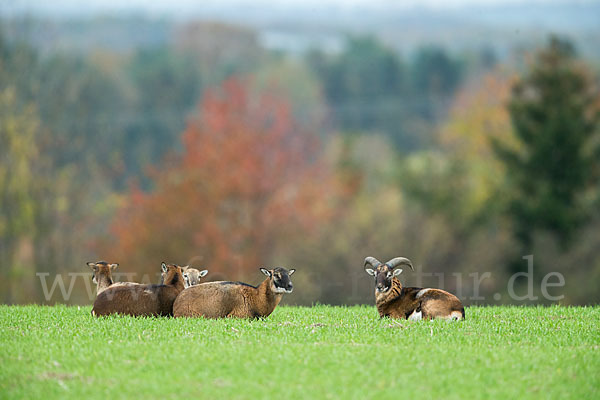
xmin=364 ymin=256 xmax=465 ymax=320
xmin=173 ymin=267 xmax=295 ymax=319
xmin=87 ymin=261 xmax=139 ymax=296
xmin=87 ymin=261 xmax=119 ymax=295
xmin=92 ymin=262 xmax=185 ymax=317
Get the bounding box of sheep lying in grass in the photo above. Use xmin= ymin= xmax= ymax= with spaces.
xmin=364 ymin=256 xmax=464 ymax=321
xmin=92 ymin=262 xmax=189 ymax=317
xmin=173 ymin=267 xmax=295 ymax=319
xmin=87 ymin=261 xmax=139 ymax=296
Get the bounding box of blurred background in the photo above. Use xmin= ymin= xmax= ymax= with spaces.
xmin=1 ymin=0 xmax=599 ymax=306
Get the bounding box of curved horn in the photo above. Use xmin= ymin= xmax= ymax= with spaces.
xmin=385 ymin=257 xmax=414 ymax=271
xmin=364 ymin=257 xmax=382 ymax=269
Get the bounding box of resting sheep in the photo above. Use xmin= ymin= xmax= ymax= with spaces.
xmin=87 ymin=261 xmax=138 ymax=296
xmin=173 ymin=267 xmax=295 ymax=319
xmin=87 ymin=261 xmax=119 ymax=295
xmin=364 ymin=256 xmax=464 ymax=320
xmin=92 ymin=262 xmax=188 ymax=317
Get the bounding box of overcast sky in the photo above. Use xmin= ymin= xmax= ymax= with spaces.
xmin=2 ymin=0 xmax=589 ymax=16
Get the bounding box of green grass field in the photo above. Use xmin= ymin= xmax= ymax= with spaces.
xmin=1 ymin=305 xmax=599 ymax=399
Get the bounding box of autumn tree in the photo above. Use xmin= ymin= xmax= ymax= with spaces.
xmin=105 ymin=78 xmax=337 ymax=280
xmin=400 ymin=69 xmax=516 ymax=232
xmin=493 ymin=37 xmax=600 ymax=251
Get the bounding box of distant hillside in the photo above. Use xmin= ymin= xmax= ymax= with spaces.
xmin=2 ymin=1 xmax=599 ymax=60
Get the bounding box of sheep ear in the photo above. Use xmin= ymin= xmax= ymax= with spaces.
xmin=365 ymin=268 xmax=376 ymax=276
xmin=260 ymin=268 xmax=271 ymax=277
xmin=109 ymin=263 xmax=118 ymax=270
xmin=161 ymin=262 xmax=168 ymax=273
xmin=288 ymin=269 xmax=296 ymax=276
xmin=87 ymin=262 xmax=98 ymax=271
xmin=393 ymin=268 xmax=403 ymax=276
xmin=199 ymin=269 xmax=208 ymax=277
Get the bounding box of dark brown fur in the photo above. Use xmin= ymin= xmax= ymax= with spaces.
xmin=173 ymin=267 xmax=294 ymax=319
xmin=92 ymin=263 xmax=185 ymax=317
xmin=366 ymin=259 xmax=464 ymax=320
xmin=376 ymin=276 xmax=464 ymax=320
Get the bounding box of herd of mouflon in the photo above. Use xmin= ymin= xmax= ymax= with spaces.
xmin=87 ymin=256 xmax=465 ymax=320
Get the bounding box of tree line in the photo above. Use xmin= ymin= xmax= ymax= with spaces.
xmin=1 ymin=19 xmax=599 ymax=305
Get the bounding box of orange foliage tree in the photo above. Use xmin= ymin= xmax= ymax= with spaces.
xmin=103 ymin=78 xmax=338 ymax=280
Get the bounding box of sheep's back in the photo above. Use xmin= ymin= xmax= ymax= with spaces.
xmin=173 ymin=282 xmax=243 ymax=318
xmin=92 ymin=284 xmax=162 ymax=316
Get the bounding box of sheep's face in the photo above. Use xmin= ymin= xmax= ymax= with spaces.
xmin=365 ymin=265 xmax=402 ymax=293
xmin=182 ymin=268 xmax=208 ymax=288
xmin=87 ymin=261 xmax=118 ymax=284
xmin=261 ymin=267 xmax=295 ymax=294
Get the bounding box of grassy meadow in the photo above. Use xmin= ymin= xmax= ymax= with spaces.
xmin=0 ymin=305 xmax=599 ymax=399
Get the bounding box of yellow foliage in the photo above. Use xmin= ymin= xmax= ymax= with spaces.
xmin=437 ymin=69 xmax=520 ymax=213
xmin=440 ymin=69 xmax=517 ymax=157
xmin=0 ymin=88 xmax=39 ymax=237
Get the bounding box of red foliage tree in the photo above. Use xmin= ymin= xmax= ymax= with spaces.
xmin=103 ymin=78 xmax=336 ymax=279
